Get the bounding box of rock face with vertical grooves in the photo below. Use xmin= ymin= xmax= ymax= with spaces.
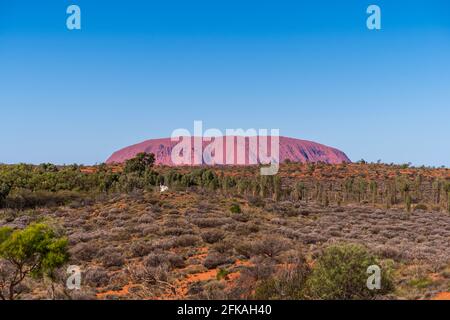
xmin=106 ymin=136 xmax=351 ymax=165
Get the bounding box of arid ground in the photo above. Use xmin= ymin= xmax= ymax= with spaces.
xmin=1 ymin=162 xmax=449 ymax=300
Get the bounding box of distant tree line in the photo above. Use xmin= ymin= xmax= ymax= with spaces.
xmin=1 ymin=153 xmax=449 ymax=212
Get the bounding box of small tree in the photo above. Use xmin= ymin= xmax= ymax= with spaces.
xmin=444 ymin=183 xmax=450 ymax=213
xmin=124 ymin=152 xmax=156 ymax=175
xmin=294 ymin=182 xmax=306 ymax=201
xmin=0 ymin=223 xmax=69 ymax=300
xmin=0 ymin=182 xmax=11 ymax=207
xmin=369 ymin=181 xmax=377 ymax=205
xmin=405 ymin=194 xmax=412 ymax=212
xmin=432 ymin=179 xmax=442 ymax=205
xmin=273 ymin=176 xmax=282 ymax=202
xmin=323 ymin=192 xmax=329 ymax=207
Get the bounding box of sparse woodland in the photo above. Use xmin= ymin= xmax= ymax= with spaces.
xmin=0 ymin=154 xmax=449 ymax=300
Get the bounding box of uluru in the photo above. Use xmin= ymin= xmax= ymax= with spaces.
xmin=106 ymin=136 xmax=351 ymax=165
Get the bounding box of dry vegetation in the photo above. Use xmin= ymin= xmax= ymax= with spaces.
xmin=0 ymin=161 xmax=449 ymax=300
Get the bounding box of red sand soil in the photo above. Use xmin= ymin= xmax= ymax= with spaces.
xmin=156 ymin=248 xmax=254 ymax=300
xmin=433 ymin=292 xmax=450 ymax=300
xmin=96 ymin=283 xmax=135 ymax=299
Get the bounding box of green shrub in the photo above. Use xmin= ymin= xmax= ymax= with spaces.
xmin=216 ymin=268 xmax=231 ymax=280
xmin=408 ymin=277 xmax=433 ymax=289
xmin=405 ymin=194 xmax=412 ymax=212
xmin=0 ymin=223 xmax=69 ymax=300
xmin=306 ymin=244 xmax=394 ymax=300
xmin=229 ymin=203 xmax=242 ymax=214
xmin=0 ymin=182 xmax=11 ymax=206
xmin=124 ymin=152 xmax=155 ymax=175
xmin=118 ymin=172 xmax=146 ymax=193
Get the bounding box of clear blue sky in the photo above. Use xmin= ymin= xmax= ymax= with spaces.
xmin=1 ymin=0 xmax=449 ymax=166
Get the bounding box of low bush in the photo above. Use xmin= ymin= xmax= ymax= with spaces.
xmin=236 ymin=236 xmax=289 ymax=259
xmin=144 ymin=252 xmax=185 ymax=269
xmin=84 ymin=267 xmax=110 ymax=287
xmin=162 ymin=227 xmax=194 ymax=236
xmin=247 ymin=196 xmax=265 ymax=207
xmin=230 ymin=203 xmax=242 ymax=214
xmin=172 ymin=235 xmax=201 ymax=248
xmin=191 ymin=218 xmax=231 ymax=228
xmin=203 ymin=252 xmax=234 ymax=269
xmin=414 ymin=204 xmax=428 ymax=211
xmin=200 ymin=281 xmax=227 ymax=300
xmin=4 ymin=189 xmax=85 ymax=210
xmin=130 ymin=241 xmax=154 ymax=258
xmin=306 ymin=244 xmax=394 ymax=300
xmin=201 ymin=229 xmax=225 ymax=244
xmin=254 ymin=253 xmax=311 ymax=300
xmin=234 ymin=222 xmax=260 ymax=236
xmin=70 ymin=242 xmax=98 ymax=262
xmin=98 ymin=249 xmax=125 ymax=268
xmin=211 ymin=240 xmax=234 ymax=254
